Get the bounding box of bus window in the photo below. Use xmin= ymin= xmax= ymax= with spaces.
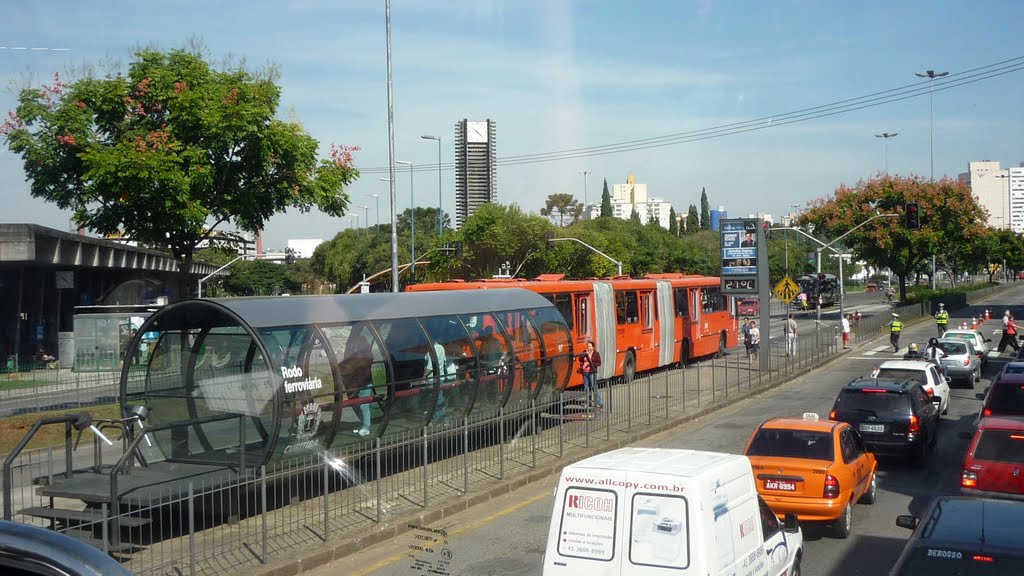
xmin=701 ymin=287 xmax=727 ymax=313
xmin=616 ymin=291 xmax=639 ymax=325
xmin=674 ymin=288 xmax=689 ymax=318
xmin=574 ymin=293 xmax=590 ymax=336
xmin=542 ymin=293 xmax=573 ymax=332
xmin=642 ymin=291 xmax=655 ymax=329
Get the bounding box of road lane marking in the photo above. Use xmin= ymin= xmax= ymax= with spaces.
xmin=350 ymin=491 xmax=552 ymax=576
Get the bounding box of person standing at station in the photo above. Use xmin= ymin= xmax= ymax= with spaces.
xmin=934 ymin=303 xmax=948 ymax=336
xmin=841 ymin=314 xmax=851 ymax=349
xmin=784 ymin=314 xmax=798 ymax=357
xmin=740 ymin=317 xmax=752 ymax=359
xmin=887 ymin=313 xmax=902 ymax=353
xmin=749 ymin=321 xmax=761 ymax=361
xmin=578 ymin=341 xmax=603 ymax=411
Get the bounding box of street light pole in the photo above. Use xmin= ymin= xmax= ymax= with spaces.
xmin=421 ymin=135 xmax=443 ymax=236
xmin=915 ymin=70 xmax=948 ymax=180
xmin=996 ymin=173 xmax=1010 ymax=230
xmin=578 ymin=170 xmax=590 ymax=218
xmin=369 ymin=194 xmax=380 ymax=237
xmin=384 ymin=0 xmax=398 ymax=292
xmin=396 ymin=160 xmax=415 ymax=278
xmin=874 ymin=132 xmax=898 ymax=174
xmin=357 ymin=205 xmax=368 ymax=237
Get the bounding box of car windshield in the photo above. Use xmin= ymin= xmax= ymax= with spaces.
xmin=944 ymin=333 xmax=976 ymax=344
xmin=988 ymin=382 xmax=1024 ymax=416
xmin=746 ymin=428 xmax=834 ymax=461
xmin=835 ymin=389 xmax=908 ymax=417
xmin=974 ymin=430 xmax=1024 ymax=463
xmin=1004 ymin=364 xmax=1024 ymax=375
xmin=937 ymin=342 xmax=968 ymax=355
xmin=894 ymin=548 xmax=1024 ymax=575
xmin=875 ymin=369 xmax=928 ymax=386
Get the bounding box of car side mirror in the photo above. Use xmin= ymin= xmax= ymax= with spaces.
xmin=945 ymin=376 xmax=952 ymax=384
xmin=896 ymin=515 xmax=918 ymax=530
xmin=957 ymin=431 xmax=973 ymax=440
xmin=783 ymin=513 xmax=800 ymax=533
xmin=986 ymin=338 xmax=992 ymax=343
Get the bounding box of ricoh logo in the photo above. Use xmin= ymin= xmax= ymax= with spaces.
xmin=567 ymin=494 xmax=614 ymax=512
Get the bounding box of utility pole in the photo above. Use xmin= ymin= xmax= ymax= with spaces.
xmin=875 ymin=132 xmax=898 ymax=174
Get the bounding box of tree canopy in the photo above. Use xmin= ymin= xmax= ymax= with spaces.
xmin=539 ymin=192 xmax=582 ymax=226
xmin=0 ymin=47 xmax=359 ymax=296
xmin=600 ymin=179 xmax=613 ymax=218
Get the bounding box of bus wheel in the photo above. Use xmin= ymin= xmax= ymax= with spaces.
xmin=624 ymin=352 xmax=636 ymax=383
xmin=716 ymin=333 xmax=727 ymax=358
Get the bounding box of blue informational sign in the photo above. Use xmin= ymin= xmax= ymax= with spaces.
xmin=720 ymin=219 xmax=759 ymax=276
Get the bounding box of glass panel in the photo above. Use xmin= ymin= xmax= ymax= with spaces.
xmin=374 ymin=318 xmax=437 ymax=433
xmin=418 ymin=315 xmax=478 ymax=425
xmin=273 ymin=329 xmax=338 ymax=458
xmin=495 ymin=310 xmax=543 ymax=410
xmin=575 ymin=293 xmax=590 ymax=336
xmin=543 ymin=293 xmax=573 ymax=332
xmin=462 ymin=313 xmax=511 ymax=414
xmin=617 ymin=291 xmax=639 ymax=324
xmin=674 ymin=288 xmax=689 ymax=318
xmin=974 ymin=430 xmax=1024 ymax=463
xmin=530 ymin=307 xmax=574 ymax=400
xmin=745 ymin=429 xmax=834 ymax=461
xmin=322 ymin=322 xmax=388 ymax=442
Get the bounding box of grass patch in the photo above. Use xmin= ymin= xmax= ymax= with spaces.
xmin=0 ymin=403 xmax=123 ymax=456
xmin=0 ymin=379 xmax=52 ymax=391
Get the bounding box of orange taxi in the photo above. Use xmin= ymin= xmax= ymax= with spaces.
xmin=743 ymin=413 xmax=878 ymax=539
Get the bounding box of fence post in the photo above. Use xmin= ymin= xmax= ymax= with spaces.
xmin=463 ymin=416 xmax=470 ymax=494
xmin=323 ymin=457 xmax=329 ymax=541
xmin=261 ymin=466 xmax=268 ymax=562
xmin=558 ymin=393 xmax=564 ymax=458
xmin=531 ymin=399 xmax=537 ymax=468
xmin=422 ymin=426 xmax=429 ymax=507
xmin=627 ymin=375 xmax=633 ymax=431
xmin=647 ymin=374 xmax=652 ymax=425
xmin=499 ymin=407 xmax=506 ymax=480
xmin=101 ymin=503 xmax=109 ymax=555
xmin=375 ymin=439 xmax=382 ymax=523
xmin=697 ymin=360 xmax=702 ymax=407
xmin=664 ymin=370 xmax=670 ymax=420
xmin=188 ymin=483 xmax=196 ymax=573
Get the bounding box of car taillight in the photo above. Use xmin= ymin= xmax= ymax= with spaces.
xmin=923 ymin=386 xmax=934 ymax=396
xmin=823 ymin=474 xmax=840 ymax=499
xmin=962 ymin=470 xmax=978 ymax=488
xmin=973 ymin=554 xmax=995 ymax=563
xmin=964 ymin=356 xmax=971 ymax=366
xmin=983 ymin=408 xmax=992 ymax=417
xmin=909 ymin=415 xmax=920 ymax=434
xmin=828 ymin=409 xmax=837 ymax=420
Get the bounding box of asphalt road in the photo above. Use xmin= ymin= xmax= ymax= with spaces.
xmin=308 ymin=287 xmax=1019 ymax=576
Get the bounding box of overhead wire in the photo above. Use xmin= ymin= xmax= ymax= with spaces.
xmin=357 ymin=55 xmax=1024 ymax=174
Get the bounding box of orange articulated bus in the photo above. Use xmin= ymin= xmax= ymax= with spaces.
xmin=407 ymin=273 xmax=738 ymax=386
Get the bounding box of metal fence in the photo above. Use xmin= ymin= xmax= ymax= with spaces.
xmin=3 ymin=330 xmax=843 ymax=576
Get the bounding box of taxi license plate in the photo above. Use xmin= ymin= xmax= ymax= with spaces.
xmin=764 ymin=479 xmax=797 ymax=492
xmin=860 ymin=423 xmax=885 ymax=433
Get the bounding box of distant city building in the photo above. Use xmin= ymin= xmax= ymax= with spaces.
xmin=582 ymin=204 xmax=601 ymax=220
xmin=747 ymin=212 xmax=774 ymax=226
xmin=710 ymin=206 xmax=727 ymax=231
xmin=454 ymin=119 xmax=497 ymax=229
xmin=609 ymin=174 xmax=672 ymax=229
xmin=958 ymin=161 xmax=1008 ymax=229
xmin=286 ymin=239 xmax=324 ymax=259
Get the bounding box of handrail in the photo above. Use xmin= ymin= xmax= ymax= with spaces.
xmin=3 ymin=412 xmax=93 ymax=520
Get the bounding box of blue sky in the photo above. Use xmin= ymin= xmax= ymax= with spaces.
xmin=2 ymin=0 xmax=1023 ymax=249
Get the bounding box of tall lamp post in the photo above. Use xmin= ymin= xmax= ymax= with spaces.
xmin=384 ymin=0 xmax=398 ymax=292
xmin=421 ymin=135 xmax=443 ymax=236
xmin=875 ymin=132 xmax=898 ymax=174
xmin=396 ymin=160 xmax=415 ymax=278
xmin=356 ymin=205 xmax=368 ymax=237
xmin=915 ymin=69 xmax=948 ymax=180
xmin=578 ymin=170 xmax=590 ymax=218
xmin=368 ymin=193 xmax=380 ymax=236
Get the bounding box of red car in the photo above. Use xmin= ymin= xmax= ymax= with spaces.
xmin=961 ymin=415 xmax=1024 ymax=500
xmin=738 ymin=298 xmax=760 ymax=316
xmin=977 ymin=372 xmax=1024 ymax=419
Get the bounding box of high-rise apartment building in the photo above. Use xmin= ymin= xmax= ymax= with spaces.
xmin=1008 ymin=166 xmax=1024 ymax=233
xmin=609 ymin=174 xmax=672 ymax=229
xmin=454 ymin=119 xmax=497 ymax=229
xmin=958 ymin=161 xmax=1008 ymax=229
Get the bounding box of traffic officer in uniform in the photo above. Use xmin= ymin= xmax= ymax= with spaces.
xmin=888 ymin=313 xmax=903 ymax=353
xmin=934 ymin=303 xmax=948 ymax=336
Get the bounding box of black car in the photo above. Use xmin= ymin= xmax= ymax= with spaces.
xmin=890 ymin=496 xmax=1024 ymax=575
xmin=828 ymin=377 xmax=939 ymax=467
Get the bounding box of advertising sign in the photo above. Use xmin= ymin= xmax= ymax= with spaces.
xmin=720 ymin=219 xmax=760 ymax=295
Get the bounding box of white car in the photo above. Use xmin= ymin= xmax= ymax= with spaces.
xmin=941 ymin=328 xmax=992 ymax=366
xmin=871 ymin=360 xmax=951 ymax=415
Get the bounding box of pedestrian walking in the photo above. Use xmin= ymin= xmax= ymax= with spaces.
xmin=740 ymin=317 xmax=752 ymax=359
xmin=784 ymin=314 xmax=798 ymax=357
xmin=888 ymin=313 xmax=902 ymax=353
xmin=749 ymin=321 xmax=761 ymax=361
xmin=578 ymin=340 xmax=603 ymax=410
xmin=997 ymin=313 xmax=1020 ymax=354
xmin=841 ymin=314 xmax=851 ymax=349
xmin=934 ymin=303 xmax=948 ymax=336
xmin=798 ymin=292 xmax=808 ymax=312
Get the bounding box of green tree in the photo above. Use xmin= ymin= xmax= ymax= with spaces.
xmin=539 ymin=192 xmax=583 ymax=227
xmin=0 ymin=47 xmax=358 ymax=297
xmin=600 ymin=178 xmax=613 ymax=218
xmin=629 ymin=207 xmax=641 ymax=224
xmin=686 ymin=204 xmax=699 ymax=233
xmin=668 ymin=206 xmax=678 ymax=235
xmin=458 ymin=203 xmax=552 ymax=279
xmin=802 ymin=176 xmax=986 ymax=301
xmin=700 ymin=187 xmax=710 ymax=230
xmin=223 ymin=259 xmax=297 ymax=296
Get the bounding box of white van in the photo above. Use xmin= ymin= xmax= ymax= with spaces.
xmin=543 ymin=448 xmax=803 ymax=576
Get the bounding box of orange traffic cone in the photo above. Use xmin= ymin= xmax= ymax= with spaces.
xmin=972 ymin=317 xmax=978 ymax=330
xmin=986 ymin=309 xmax=991 ymax=321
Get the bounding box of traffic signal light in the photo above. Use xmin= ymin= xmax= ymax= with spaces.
xmin=546 ymin=232 xmax=555 ymax=250
xmin=905 ymin=202 xmax=920 ymax=230
xmin=762 ymin=221 xmax=771 ymax=240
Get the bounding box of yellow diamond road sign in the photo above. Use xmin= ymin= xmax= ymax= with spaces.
xmin=774 ymin=276 xmax=801 ymax=304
